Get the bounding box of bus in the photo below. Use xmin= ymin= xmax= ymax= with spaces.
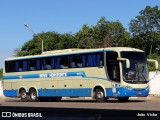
xmin=2 ymin=47 xmax=158 ymax=102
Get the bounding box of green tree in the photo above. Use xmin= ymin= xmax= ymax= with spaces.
xmin=75 ymin=24 xmax=98 ymax=48
xmin=147 ymin=53 xmax=160 ymax=71
xmin=107 ymin=21 xmax=130 ymax=47
xmin=75 ymin=17 xmax=129 ymax=49
xmin=129 ymin=6 xmax=160 ymax=55
xmin=14 ymin=32 xmax=77 ymax=56
xmin=15 ymin=17 xmax=129 ymax=56
xmin=0 ymin=68 xmax=3 ymax=79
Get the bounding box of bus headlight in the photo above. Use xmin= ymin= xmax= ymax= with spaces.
xmin=145 ymin=86 xmax=149 ymax=90
xmin=125 ymin=86 xmax=133 ymax=90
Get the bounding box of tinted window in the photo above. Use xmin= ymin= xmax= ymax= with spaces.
xmin=5 ymin=52 xmax=104 ymax=73
xmin=106 ymin=51 xmax=120 ymax=82
xmin=5 ymin=61 xmax=16 ymax=72
xmin=121 ymin=52 xmax=146 ymax=61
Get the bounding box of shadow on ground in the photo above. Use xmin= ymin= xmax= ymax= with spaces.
xmin=2 ymin=97 xmax=147 ymax=103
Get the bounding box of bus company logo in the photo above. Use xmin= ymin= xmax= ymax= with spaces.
xmin=39 ymin=72 xmax=67 ymax=78
xmin=2 ymin=112 xmax=11 ymax=117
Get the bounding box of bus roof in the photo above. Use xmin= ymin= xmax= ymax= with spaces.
xmin=5 ymin=47 xmax=144 ymax=61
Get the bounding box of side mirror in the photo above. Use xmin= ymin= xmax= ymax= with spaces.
xmin=117 ymin=58 xmax=130 ymax=68
xmin=147 ymin=59 xmax=158 ymax=70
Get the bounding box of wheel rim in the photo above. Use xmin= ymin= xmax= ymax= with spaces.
xmin=31 ymin=92 xmax=37 ymax=100
xmin=21 ymin=92 xmax=26 ymax=99
xmin=97 ymin=91 xmax=104 ymax=99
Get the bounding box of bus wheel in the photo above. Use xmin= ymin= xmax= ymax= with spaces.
xmin=29 ymin=89 xmax=38 ymax=102
xmin=20 ymin=90 xmax=29 ymax=102
xmin=95 ymin=89 xmax=105 ymax=102
xmin=118 ymin=97 xmax=129 ymax=102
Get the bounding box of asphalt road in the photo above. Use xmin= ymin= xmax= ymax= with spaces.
xmin=0 ymin=97 xmax=160 ymax=119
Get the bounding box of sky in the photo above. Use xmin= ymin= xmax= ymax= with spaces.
xmin=0 ymin=0 xmax=160 ymax=68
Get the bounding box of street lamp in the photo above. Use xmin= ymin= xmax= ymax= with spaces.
xmin=24 ymin=23 xmax=44 ymax=53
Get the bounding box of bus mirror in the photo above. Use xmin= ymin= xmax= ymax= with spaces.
xmin=147 ymin=59 xmax=159 ymax=70
xmin=117 ymin=58 xmax=130 ymax=68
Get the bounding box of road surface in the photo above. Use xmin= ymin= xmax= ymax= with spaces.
xmin=0 ymin=97 xmax=160 ymax=119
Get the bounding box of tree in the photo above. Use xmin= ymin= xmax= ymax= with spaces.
xmin=107 ymin=21 xmax=130 ymax=47
xmin=129 ymin=6 xmax=160 ymax=55
xmin=14 ymin=32 xmax=77 ymax=56
xmin=15 ymin=17 xmax=129 ymax=56
xmin=75 ymin=17 xmax=129 ymax=49
xmin=95 ymin=17 xmax=130 ymax=47
xmin=0 ymin=68 xmax=3 ymax=79
xmin=75 ymin=24 xmax=98 ymax=48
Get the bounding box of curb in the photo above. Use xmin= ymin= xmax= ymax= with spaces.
xmin=148 ymin=94 xmax=160 ymax=97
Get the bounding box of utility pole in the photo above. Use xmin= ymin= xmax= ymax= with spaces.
xmin=24 ymin=24 xmax=44 ymax=53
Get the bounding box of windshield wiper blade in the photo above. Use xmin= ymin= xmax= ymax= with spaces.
xmin=139 ymin=70 xmax=147 ymax=81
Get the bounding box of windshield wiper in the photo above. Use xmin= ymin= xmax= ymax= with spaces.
xmin=137 ymin=65 xmax=147 ymax=82
xmin=139 ymin=70 xmax=147 ymax=82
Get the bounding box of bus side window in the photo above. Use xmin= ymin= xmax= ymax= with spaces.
xmin=5 ymin=61 xmax=9 ymax=72
xmin=87 ymin=53 xmax=102 ymax=67
xmin=5 ymin=61 xmax=16 ymax=72
xmin=43 ymin=57 xmax=54 ymax=70
xmin=55 ymin=57 xmax=61 ymax=69
xmin=22 ymin=60 xmax=28 ymax=71
xmin=60 ymin=56 xmax=69 ymax=69
xmin=69 ymin=56 xmax=77 ymax=68
xmin=17 ymin=60 xmax=23 ymax=72
xmin=75 ymin=55 xmax=82 ymax=67
xmin=29 ymin=59 xmax=37 ymax=71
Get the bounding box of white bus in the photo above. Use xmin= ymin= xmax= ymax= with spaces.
xmin=2 ymin=47 xmax=158 ymax=102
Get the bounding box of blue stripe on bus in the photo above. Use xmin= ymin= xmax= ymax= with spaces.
xmin=3 ymin=88 xmax=92 ymax=97
xmin=3 ymin=87 xmax=149 ymax=98
xmin=38 ymin=88 xmax=92 ymax=97
xmin=3 ymin=90 xmax=18 ymax=97
xmin=3 ymin=71 xmax=107 ymax=80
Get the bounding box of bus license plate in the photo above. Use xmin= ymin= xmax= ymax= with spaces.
xmin=137 ymin=92 xmax=142 ymax=96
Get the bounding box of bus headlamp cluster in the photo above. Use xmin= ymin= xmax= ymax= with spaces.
xmin=125 ymin=86 xmax=133 ymax=90
xmin=145 ymin=86 xmax=149 ymax=90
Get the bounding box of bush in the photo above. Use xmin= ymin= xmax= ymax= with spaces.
xmin=0 ymin=68 xmax=3 ymax=79
xmin=147 ymin=53 xmax=160 ymax=71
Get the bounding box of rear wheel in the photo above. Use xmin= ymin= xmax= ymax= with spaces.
xmin=20 ymin=90 xmax=29 ymax=102
xmin=95 ymin=89 xmax=106 ymax=102
xmin=29 ymin=89 xmax=38 ymax=102
xmin=118 ymin=97 xmax=129 ymax=102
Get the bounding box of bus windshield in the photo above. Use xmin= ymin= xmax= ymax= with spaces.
xmin=121 ymin=52 xmax=149 ymax=84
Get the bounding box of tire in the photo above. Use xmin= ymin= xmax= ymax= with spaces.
xmin=20 ymin=90 xmax=29 ymax=102
xmin=95 ymin=89 xmax=105 ymax=102
xmin=29 ymin=89 xmax=38 ymax=102
xmin=118 ymin=97 xmax=129 ymax=102
xmin=50 ymin=97 xmax=62 ymax=102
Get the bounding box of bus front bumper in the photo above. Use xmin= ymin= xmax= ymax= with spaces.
xmin=106 ymin=87 xmax=149 ymax=97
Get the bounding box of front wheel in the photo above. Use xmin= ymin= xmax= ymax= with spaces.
xmin=118 ymin=97 xmax=129 ymax=102
xmin=95 ymin=89 xmax=106 ymax=102
xmin=29 ymin=89 xmax=38 ymax=102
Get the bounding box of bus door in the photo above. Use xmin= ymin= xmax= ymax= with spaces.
xmin=105 ymin=51 xmax=121 ymax=96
